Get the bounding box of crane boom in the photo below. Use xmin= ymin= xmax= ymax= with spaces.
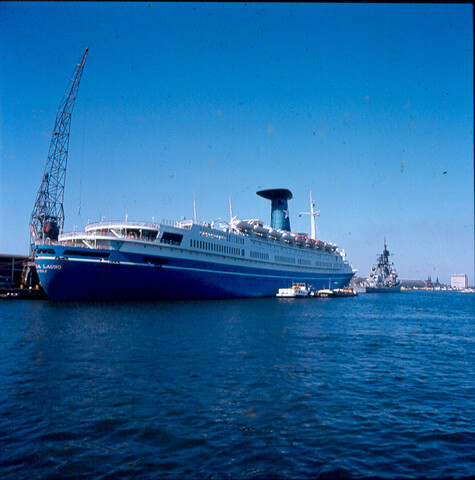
xmin=29 ymin=47 xmax=89 ymax=252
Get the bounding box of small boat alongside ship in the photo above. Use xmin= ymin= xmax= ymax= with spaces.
xmin=314 ymin=286 xmax=357 ymax=298
xmin=365 ymin=241 xmax=401 ymax=293
xmin=276 ymin=283 xmax=311 ymax=298
xmin=315 ymin=288 xmax=333 ymax=298
xmin=331 ymin=287 xmax=357 ymax=297
xmin=276 ymin=281 xmax=357 ymax=298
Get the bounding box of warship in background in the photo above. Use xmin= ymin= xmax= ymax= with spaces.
xmin=365 ymin=240 xmax=401 ymax=293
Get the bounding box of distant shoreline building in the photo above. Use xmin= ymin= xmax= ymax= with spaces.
xmin=451 ymin=274 xmax=468 ymax=290
xmin=400 ymin=278 xmax=426 ymax=288
xmin=424 ymin=275 xmax=442 ymax=288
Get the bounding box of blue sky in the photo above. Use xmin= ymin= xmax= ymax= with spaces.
xmin=1 ymin=2 xmax=473 ymax=284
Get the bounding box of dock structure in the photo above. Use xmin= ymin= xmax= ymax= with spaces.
xmin=0 ymin=254 xmax=28 ymax=286
xmin=0 ymin=253 xmax=46 ymax=299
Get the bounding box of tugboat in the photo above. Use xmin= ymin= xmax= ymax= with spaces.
xmin=332 ymin=287 xmax=358 ymax=297
xmin=315 ymin=287 xmax=334 ymax=298
xmin=315 ymin=286 xmax=357 ymax=298
xmin=365 ymin=240 xmax=401 ymax=293
xmin=276 ymin=283 xmax=312 ymax=298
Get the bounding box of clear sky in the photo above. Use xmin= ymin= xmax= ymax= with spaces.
xmin=1 ymin=2 xmax=473 ymax=284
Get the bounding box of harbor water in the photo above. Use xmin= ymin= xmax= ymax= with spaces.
xmin=1 ymin=291 xmax=474 ymax=479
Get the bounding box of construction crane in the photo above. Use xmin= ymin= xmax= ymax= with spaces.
xmin=29 ymin=47 xmax=89 ymax=253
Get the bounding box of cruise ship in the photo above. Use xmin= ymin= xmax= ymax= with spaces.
xmin=34 ymin=189 xmax=355 ymax=300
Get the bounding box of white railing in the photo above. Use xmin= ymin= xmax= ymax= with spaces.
xmin=85 ymin=220 xmax=161 ymax=230
xmin=59 ymin=230 xmax=157 ymax=243
xmin=160 ymin=219 xmax=196 ymax=230
xmin=61 ymin=230 xmax=124 ymax=240
xmin=160 ymin=219 xmax=182 ymax=228
xmin=86 ymin=219 xmax=194 ymax=230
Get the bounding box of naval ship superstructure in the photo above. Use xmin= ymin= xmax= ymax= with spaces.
xmin=34 ymin=189 xmax=355 ymax=300
xmin=365 ymin=240 xmax=401 ymax=293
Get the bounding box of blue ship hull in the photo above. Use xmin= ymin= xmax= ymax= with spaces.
xmin=35 ymin=245 xmax=353 ymax=301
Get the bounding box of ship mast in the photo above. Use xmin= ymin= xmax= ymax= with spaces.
xmin=299 ymin=189 xmax=320 ymax=240
xmin=29 ymin=47 xmax=89 ymax=253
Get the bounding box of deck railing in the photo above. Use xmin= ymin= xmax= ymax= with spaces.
xmin=59 ymin=230 xmax=157 ymax=243
xmin=85 ymin=220 xmax=161 ymax=230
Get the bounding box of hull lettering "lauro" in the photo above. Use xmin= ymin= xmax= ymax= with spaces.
xmin=40 ymin=264 xmax=62 ymax=270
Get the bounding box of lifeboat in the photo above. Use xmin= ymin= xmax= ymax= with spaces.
xmin=316 ymin=240 xmax=325 ymax=249
xmin=253 ymin=224 xmax=270 ymax=237
xmin=294 ymin=235 xmax=306 ymax=245
xmin=268 ymin=229 xmax=282 ymax=239
xmin=324 ymin=242 xmax=333 ymax=251
xmin=234 ymin=220 xmax=253 ymax=232
xmin=305 ymin=237 xmax=316 ymax=247
xmin=282 ymin=232 xmax=295 ymax=243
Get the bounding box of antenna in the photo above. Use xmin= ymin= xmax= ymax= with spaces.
xmin=193 ymin=192 xmax=197 ymax=222
xmin=229 ymin=196 xmax=233 ymax=223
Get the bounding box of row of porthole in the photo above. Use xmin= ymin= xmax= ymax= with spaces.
xmin=250 ymin=239 xmax=335 ymax=259
xmin=190 ymin=239 xmax=245 ymax=256
xmin=199 ymin=229 xmax=245 ymax=245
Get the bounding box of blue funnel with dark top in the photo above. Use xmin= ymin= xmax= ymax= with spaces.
xmin=257 ymin=188 xmax=293 ymax=231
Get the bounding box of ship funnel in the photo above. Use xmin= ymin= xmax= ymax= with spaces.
xmin=257 ymin=188 xmax=293 ymax=231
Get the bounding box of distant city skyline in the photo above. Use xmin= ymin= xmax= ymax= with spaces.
xmin=1 ymin=2 xmax=473 ymax=284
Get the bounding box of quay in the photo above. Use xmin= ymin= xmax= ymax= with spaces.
xmin=0 ymin=253 xmax=47 ymax=299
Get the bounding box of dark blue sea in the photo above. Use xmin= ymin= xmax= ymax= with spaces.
xmin=1 ymin=291 xmax=474 ymax=479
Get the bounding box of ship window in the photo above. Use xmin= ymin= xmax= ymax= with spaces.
xmin=160 ymin=232 xmax=183 ymax=246
xmin=250 ymin=251 xmax=269 ymax=260
xmin=142 ymin=229 xmax=158 ymax=240
xmin=36 ymin=248 xmax=55 ymax=255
